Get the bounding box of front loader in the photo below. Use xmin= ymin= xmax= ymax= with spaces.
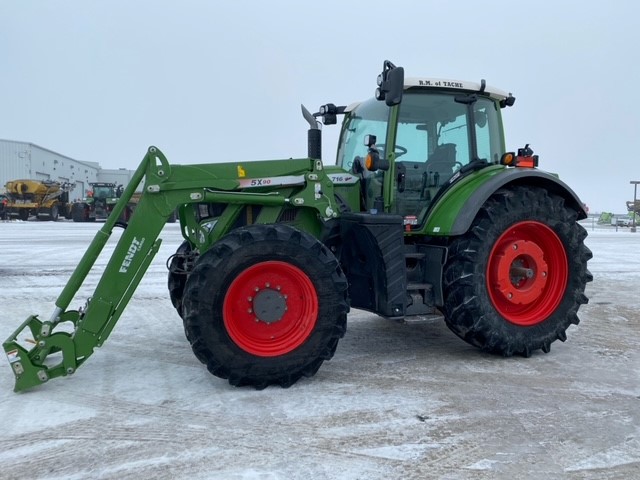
xmin=3 ymin=61 xmax=592 ymax=392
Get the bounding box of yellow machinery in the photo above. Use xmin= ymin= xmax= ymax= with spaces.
xmin=4 ymin=179 xmax=73 ymax=221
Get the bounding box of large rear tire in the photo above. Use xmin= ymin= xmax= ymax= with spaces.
xmin=182 ymin=224 xmax=349 ymax=388
xmin=443 ymin=186 xmax=592 ymax=356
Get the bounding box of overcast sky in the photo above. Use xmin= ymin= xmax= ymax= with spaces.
xmin=2 ymin=1 xmax=638 ymax=213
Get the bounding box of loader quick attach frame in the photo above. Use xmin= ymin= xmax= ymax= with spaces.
xmin=3 ymin=146 xmax=340 ymax=392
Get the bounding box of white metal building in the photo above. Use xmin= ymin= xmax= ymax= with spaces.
xmin=97 ymin=168 xmax=138 ymax=188
xmin=0 ymin=139 xmax=135 ymax=200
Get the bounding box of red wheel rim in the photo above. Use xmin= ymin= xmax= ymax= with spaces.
xmin=223 ymin=261 xmax=318 ymax=356
xmin=487 ymin=221 xmax=568 ymax=326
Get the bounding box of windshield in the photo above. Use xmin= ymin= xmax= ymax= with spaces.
xmin=92 ymin=186 xmax=115 ymax=198
xmin=336 ymin=98 xmax=389 ymax=171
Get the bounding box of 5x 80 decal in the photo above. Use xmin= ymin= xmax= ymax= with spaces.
xmin=238 ymin=175 xmax=306 ymax=188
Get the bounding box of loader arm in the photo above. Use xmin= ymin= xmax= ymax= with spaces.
xmin=3 ymin=146 xmax=337 ymax=391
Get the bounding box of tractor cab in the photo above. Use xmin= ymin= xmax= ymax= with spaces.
xmin=90 ymin=182 xmax=121 ymax=200
xmin=334 ymin=68 xmax=513 ymax=223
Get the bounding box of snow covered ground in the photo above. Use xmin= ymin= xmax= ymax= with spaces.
xmin=0 ymin=220 xmax=638 ymax=480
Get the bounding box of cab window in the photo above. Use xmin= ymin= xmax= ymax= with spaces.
xmin=393 ymin=92 xmax=501 ymax=217
xmin=337 ymin=99 xmax=389 ymax=172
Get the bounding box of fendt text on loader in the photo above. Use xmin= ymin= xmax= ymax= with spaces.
xmin=4 ymin=61 xmax=592 ymax=391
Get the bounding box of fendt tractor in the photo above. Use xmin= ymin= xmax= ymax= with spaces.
xmin=71 ymin=182 xmax=123 ymax=222
xmin=3 ymin=61 xmax=592 ymax=392
xmin=4 ymin=179 xmax=73 ymax=221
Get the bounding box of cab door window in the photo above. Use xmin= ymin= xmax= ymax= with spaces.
xmin=394 ymin=93 xmax=469 ymax=217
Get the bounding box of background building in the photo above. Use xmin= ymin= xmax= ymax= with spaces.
xmin=97 ymin=168 xmax=138 ymax=189
xmin=0 ymin=139 xmax=135 ymax=199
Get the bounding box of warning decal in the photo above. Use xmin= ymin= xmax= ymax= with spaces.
xmin=6 ymin=349 xmax=19 ymax=363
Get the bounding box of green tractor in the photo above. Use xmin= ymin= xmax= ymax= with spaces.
xmin=72 ymin=182 xmax=124 ymax=222
xmin=3 ymin=61 xmax=592 ymax=392
xmin=72 ymin=182 xmax=177 ymax=223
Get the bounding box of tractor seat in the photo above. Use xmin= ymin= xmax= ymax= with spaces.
xmin=425 ymin=143 xmax=457 ymax=176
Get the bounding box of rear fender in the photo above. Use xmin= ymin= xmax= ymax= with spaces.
xmin=421 ymin=167 xmax=587 ymax=236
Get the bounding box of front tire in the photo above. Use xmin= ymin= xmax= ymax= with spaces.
xmin=50 ymin=205 xmax=59 ymax=221
xmin=72 ymin=203 xmax=88 ymax=222
xmin=182 ymin=224 xmax=349 ymax=388
xmin=443 ymin=186 xmax=592 ymax=356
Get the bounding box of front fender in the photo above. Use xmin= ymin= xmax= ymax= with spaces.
xmin=421 ymin=166 xmax=587 ymax=237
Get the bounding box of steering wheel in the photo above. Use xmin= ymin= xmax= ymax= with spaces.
xmin=376 ymin=144 xmax=408 ymax=158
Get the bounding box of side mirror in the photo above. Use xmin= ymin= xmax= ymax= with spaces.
xmin=375 ymin=60 xmax=404 ymax=106
xmin=318 ymin=103 xmax=338 ymax=125
xmin=384 ymin=66 xmax=404 ymax=106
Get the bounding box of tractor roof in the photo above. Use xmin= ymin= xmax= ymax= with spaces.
xmin=344 ymin=77 xmax=512 ymax=113
xmin=404 ymin=77 xmax=510 ymax=102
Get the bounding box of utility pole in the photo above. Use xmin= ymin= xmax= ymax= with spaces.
xmin=631 ymin=181 xmax=640 ymax=233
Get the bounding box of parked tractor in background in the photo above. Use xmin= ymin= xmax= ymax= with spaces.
xmin=3 ymin=179 xmax=73 ymax=221
xmin=72 ymin=182 xmax=176 ymax=223
xmin=4 ymin=61 xmax=592 ymax=392
xmin=72 ymin=182 xmax=123 ymax=222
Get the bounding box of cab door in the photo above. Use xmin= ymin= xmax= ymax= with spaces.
xmin=392 ymin=92 xmax=502 ymax=223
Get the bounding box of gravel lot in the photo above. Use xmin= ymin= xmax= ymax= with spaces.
xmin=0 ymin=220 xmax=638 ymax=479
